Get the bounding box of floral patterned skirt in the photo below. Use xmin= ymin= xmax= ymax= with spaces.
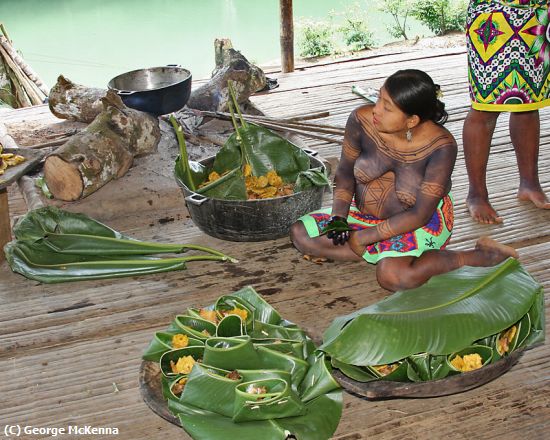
xmin=298 ymin=195 xmax=454 ymax=264
xmin=467 ymin=0 xmax=550 ymax=111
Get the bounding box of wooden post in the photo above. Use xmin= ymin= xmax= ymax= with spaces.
xmin=280 ymin=0 xmax=294 ymax=73
xmin=0 ymin=188 xmax=11 ymax=261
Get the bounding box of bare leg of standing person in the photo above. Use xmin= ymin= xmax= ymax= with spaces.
xmin=463 ymin=108 xmax=502 ymax=224
xmin=509 ymin=110 xmax=550 ymax=209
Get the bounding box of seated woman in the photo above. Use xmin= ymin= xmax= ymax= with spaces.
xmin=290 ymin=69 xmax=518 ymax=291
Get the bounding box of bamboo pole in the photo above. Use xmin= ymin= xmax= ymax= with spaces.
xmin=279 ymin=0 xmax=294 ymax=73
xmin=0 ymin=43 xmax=43 ymax=105
xmin=0 ymin=36 xmax=49 ymax=95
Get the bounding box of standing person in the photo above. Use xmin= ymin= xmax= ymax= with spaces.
xmin=463 ymin=0 xmax=550 ymax=224
xmin=290 ymin=69 xmax=518 ymax=292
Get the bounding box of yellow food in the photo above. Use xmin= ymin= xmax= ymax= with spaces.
xmin=198 ymin=170 xmax=223 ymax=188
xmin=0 ymin=144 xmax=26 ymax=175
xmin=497 ymin=325 xmax=517 ymax=355
xmin=170 ymin=355 xmax=196 ymax=374
xmin=223 ymin=307 xmax=248 ymax=321
xmin=244 ymin=168 xmax=293 ymax=200
xmin=171 ymin=334 xmax=189 ymax=349
xmin=372 ymin=363 xmax=399 ymax=376
xmin=199 ymin=308 xmax=218 ymax=324
xmin=450 ymin=353 xmax=483 ymax=372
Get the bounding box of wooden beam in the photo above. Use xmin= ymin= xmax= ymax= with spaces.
xmin=279 ymin=0 xmax=294 ymax=73
xmin=0 ymin=188 xmax=11 ymax=261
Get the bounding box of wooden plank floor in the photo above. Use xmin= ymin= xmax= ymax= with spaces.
xmin=1 ymin=46 xmax=549 ymax=439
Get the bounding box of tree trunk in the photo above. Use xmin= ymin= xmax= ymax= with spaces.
xmin=48 ymin=75 xmax=106 ymax=123
xmin=280 ymin=0 xmax=294 ymax=73
xmin=44 ymin=91 xmax=160 ymax=201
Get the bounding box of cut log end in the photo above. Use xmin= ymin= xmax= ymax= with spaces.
xmin=44 ymin=155 xmax=83 ymax=201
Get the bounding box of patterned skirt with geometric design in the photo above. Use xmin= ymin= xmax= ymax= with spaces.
xmin=467 ymin=0 xmax=550 ymax=112
xmin=298 ymin=194 xmax=454 ymax=265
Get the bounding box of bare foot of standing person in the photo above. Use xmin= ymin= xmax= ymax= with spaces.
xmin=466 ymin=196 xmax=503 ymax=224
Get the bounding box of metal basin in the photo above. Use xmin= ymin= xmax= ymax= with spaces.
xmin=108 ymin=66 xmax=192 ymax=116
xmin=177 ymin=150 xmax=327 ymax=242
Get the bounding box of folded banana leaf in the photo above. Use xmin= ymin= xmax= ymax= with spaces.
xmin=4 ymin=207 xmax=235 ymax=283
xmin=322 ymin=258 xmax=545 ymax=383
xmin=142 ymin=286 xmax=342 ymax=440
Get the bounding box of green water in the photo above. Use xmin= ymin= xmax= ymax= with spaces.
xmin=1 ymin=0 xmax=429 ymax=89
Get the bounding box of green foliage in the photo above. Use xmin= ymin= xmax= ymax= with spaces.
xmin=297 ymin=19 xmax=335 ymax=58
xmin=336 ymin=3 xmax=375 ymax=52
xmin=410 ymin=0 xmax=468 ymax=36
xmin=379 ymin=0 xmax=413 ymax=40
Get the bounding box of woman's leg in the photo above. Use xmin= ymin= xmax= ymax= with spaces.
xmin=509 ymin=110 xmax=550 ymax=209
xmin=463 ymin=108 xmax=502 ymax=224
xmin=289 ymin=221 xmax=362 ymax=261
xmin=376 ymin=237 xmax=518 ymax=292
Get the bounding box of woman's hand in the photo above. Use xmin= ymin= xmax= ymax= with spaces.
xmin=326 ymin=216 xmax=351 ymax=245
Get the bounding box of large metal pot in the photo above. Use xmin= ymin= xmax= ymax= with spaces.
xmin=177 ymin=149 xmax=327 ymax=242
xmin=108 ymin=66 xmax=192 ymax=116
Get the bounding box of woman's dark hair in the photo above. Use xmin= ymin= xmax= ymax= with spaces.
xmin=383 ymin=69 xmax=448 ymax=125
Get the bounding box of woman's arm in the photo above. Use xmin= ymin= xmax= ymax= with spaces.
xmin=348 ymin=141 xmax=457 ymax=256
xmin=331 ymin=109 xmax=363 ymax=218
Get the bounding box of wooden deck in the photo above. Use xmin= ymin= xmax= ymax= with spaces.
xmin=1 ymin=46 xmax=549 ymax=439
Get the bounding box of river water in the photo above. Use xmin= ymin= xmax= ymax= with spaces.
xmin=1 ymin=0 xmax=429 ymax=88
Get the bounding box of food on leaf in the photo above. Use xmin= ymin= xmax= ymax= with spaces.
xmin=170 ymin=355 xmax=196 ymax=375
xmin=497 ymin=325 xmax=517 ymax=355
xmin=199 ymin=309 xmax=218 ymax=324
xmin=172 ymin=378 xmax=187 ymax=396
xmin=226 ymin=370 xmax=242 ymax=380
xmin=450 ymin=353 xmax=483 ymax=372
xmin=246 ymin=383 xmax=268 ymax=395
xmin=372 ymin=363 xmax=399 ymax=376
xmin=223 ymin=307 xmax=248 ymax=321
xmin=171 ymin=334 xmax=190 ymax=349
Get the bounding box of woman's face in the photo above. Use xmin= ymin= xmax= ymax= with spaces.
xmin=372 ymin=86 xmax=410 ymax=135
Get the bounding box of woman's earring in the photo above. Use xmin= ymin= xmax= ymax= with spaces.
xmin=406 ymin=128 xmax=412 ymax=142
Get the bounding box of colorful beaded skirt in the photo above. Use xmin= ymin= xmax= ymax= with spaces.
xmin=467 ymin=0 xmax=550 ymax=111
xmin=298 ymin=195 xmax=454 ymax=264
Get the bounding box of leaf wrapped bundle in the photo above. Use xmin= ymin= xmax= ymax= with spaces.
xmin=173 ymin=85 xmax=329 ymax=201
xmin=4 ymin=206 xmax=235 ymax=283
xmin=321 ymin=259 xmax=545 ymax=383
xmin=142 ymin=286 xmax=342 ymax=440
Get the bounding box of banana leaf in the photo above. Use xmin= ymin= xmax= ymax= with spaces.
xmin=233 ymin=378 xmax=306 ymax=422
xmin=446 ymin=345 xmax=493 ymax=375
xmin=159 ymin=346 xmax=206 ymax=378
xmin=4 ymin=207 xmax=235 ymax=283
xmin=294 ymin=167 xmax=331 ymax=192
xmin=322 ymin=259 xmax=544 ymax=367
xmin=406 ymin=353 xmax=449 ymax=382
xmin=143 ymin=287 xmax=342 ymax=440
xmin=181 ymin=364 xmax=241 ymax=418
xmin=174 ymin=315 xmax=218 ymax=340
xmin=142 ymin=331 xmax=203 ymax=362
xmin=216 ymin=314 xmax=245 ymax=337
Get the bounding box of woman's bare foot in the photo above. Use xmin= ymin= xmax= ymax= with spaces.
xmin=466 ymin=196 xmax=503 ymax=224
xmin=518 ymin=186 xmax=550 ymax=209
xmin=472 ymin=236 xmax=519 ymax=266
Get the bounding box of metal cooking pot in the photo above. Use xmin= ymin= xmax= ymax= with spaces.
xmin=108 ymin=65 xmax=192 ymax=116
xmin=176 ymin=149 xmax=328 ymax=242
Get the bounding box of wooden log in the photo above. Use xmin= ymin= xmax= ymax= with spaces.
xmin=43 ymin=91 xmax=160 ymax=201
xmin=187 ymin=40 xmax=266 ymax=113
xmin=280 ymin=0 xmax=294 ymax=73
xmin=48 ymin=75 xmax=106 ymax=123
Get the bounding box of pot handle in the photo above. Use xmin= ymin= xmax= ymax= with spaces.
xmin=166 ymin=64 xmax=182 ymax=68
xmin=117 ymin=90 xmax=135 ymax=95
xmin=185 ymin=193 xmax=208 ymax=206
xmin=303 ymin=148 xmax=319 ymax=157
